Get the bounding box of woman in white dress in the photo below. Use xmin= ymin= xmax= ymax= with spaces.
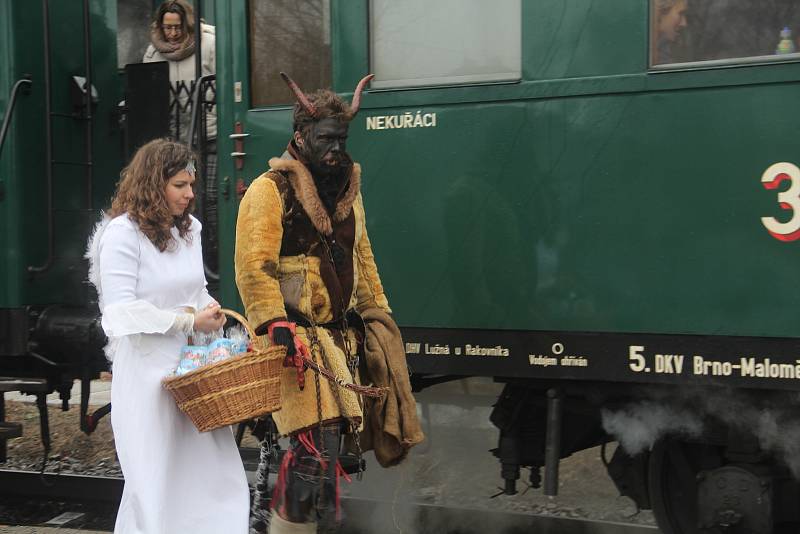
xmin=87 ymin=139 xmax=249 ymax=534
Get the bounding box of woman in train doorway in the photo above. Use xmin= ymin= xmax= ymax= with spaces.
xmin=86 ymin=139 xmax=248 ymax=534
xmin=143 ymin=0 xmax=216 ymax=145
xmin=144 ymin=0 xmax=219 ymax=271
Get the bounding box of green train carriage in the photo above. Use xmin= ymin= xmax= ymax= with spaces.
xmin=4 ymin=1 xmax=800 ymax=532
xmin=0 ymin=0 xmax=124 ymax=447
xmin=0 ymin=0 xmax=216 ymax=449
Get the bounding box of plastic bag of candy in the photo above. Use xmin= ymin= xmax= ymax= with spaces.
xmin=173 ymin=322 xmax=252 ymax=375
xmin=176 ymin=345 xmax=209 ymax=375
xmin=208 ymin=338 xmax=235 ymax=364
xmin=191 ymin=328 xmax=222 ymax=348
xmin=226 ymin=325 xmax=251 ymax=355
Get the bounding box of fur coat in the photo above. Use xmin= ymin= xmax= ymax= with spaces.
xmin=235 ymin=154 xmax=391 ymax=435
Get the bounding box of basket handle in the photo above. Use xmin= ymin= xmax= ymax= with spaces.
xmin=220 ymin=308 xmax=265 ymax=351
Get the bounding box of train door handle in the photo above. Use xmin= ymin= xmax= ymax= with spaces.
xmin=231 ymin=121 xmax=247 ymax=170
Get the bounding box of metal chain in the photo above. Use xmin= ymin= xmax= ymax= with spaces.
xmin=352 ymin=417 xmax=364 ymax=480
xmin=306 ymin=329 xmax=328 ymax=512
xmin=308 ymin=325 xmax=348 ymax=421
xmin=249 ymin=423 xmax=275 ymax=534
xmin=318 ymin=233 xmax=361 ymax=373
xmin=315 ymin=231 xmax=365 ymax=476
xmin=307 ymin=326 xmax=325 ymax=428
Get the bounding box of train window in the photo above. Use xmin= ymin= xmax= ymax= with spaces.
xmin=248 ymin=0 xmax=332 ymax=108
xmin=369 ymin=0 xmax=521 ymax=89
xmin=652 ymin=0 xmax=800 ymax=67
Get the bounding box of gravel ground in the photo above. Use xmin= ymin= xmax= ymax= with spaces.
xmin=3 ymin=402 xmax=120 ymax=477
xmin=1 ymin=379 xmax=657 ymax=531
xmin=2 ymin=401 xmax=259 ymax=476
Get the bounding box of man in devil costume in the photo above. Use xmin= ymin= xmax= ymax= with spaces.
xmin=235 ymin=73 xmax=391 ymax=534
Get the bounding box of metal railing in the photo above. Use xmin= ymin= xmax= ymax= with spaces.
xmin=28 ymin=0 xmax=94 ymax=274
xmin=187 ymin=73 xmax=220 ymax=282
xmin=0 ymin=77 xmax=32 ymax=161
xmin=188 ymin=73 xmax=216 ymax=151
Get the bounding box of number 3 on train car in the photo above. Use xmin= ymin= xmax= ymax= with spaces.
xmin=761 ymin=161 xmax=800 ymax=241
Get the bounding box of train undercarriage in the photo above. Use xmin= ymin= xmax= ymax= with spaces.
xmin=485 ymin=379 xmax=800 ymax=534
xmin=0 ymin=305 xmax=107 ymax=462
xmin=4 ymin=308 xmax=800 ymax=534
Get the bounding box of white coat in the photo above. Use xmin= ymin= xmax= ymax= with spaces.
xmin=143 ymin=24 xmax=217 ymax=142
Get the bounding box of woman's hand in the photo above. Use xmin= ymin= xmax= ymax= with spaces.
xmin=194 ymin=303 xmax=224 ymax=333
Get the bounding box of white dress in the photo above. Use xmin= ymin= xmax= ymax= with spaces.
xmin=88 ymin=214 xmax=249 ymax=534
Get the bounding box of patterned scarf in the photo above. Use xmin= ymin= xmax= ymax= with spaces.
xmin=149 ymin=25 xmax=195 ymax=62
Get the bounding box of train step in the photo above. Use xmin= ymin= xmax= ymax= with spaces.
xmin=0 ymin=377 xmax=49 ymax=394
xmin=0 ymin=422 xmax=22 ymax=439
xmin=1 ymin=377 xmax=49 ymax=463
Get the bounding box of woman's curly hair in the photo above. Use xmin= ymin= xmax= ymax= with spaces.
xmin=109 ymin=139 xmax=195 ymax=252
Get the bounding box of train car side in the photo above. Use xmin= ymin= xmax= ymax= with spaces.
xmin=213 ymin=2 xmax=800 ymax=533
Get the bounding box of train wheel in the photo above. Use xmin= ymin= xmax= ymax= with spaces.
xmin=648 ymin=437 xmax=723 ymax=534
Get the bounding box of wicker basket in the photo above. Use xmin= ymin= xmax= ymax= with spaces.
xmin=163 ymin=308 xmax=284 ymax=432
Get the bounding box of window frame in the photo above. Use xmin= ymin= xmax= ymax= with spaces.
xmin=245 ymin=0 xmax=333 ymax=110
xmin=366 ymin=0 xmax=523 ymax=91
xmin=648 ymin=0 xmax=800 ymax=72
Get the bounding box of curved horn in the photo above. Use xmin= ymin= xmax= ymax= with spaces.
xmin=280 ymin=72 xmax=317 ymax=117
xmin=350 ymin=74 xmax=374 ymax=116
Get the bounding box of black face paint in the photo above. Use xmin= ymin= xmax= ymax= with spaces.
xmin=298 ymin=118 xmax=349 ymax=166
xmin=297 ymin=118 xmax=353 ymax=213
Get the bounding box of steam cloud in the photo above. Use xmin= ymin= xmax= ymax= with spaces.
xmin=602 ymin=389 xmax=800 ymax=477
xmin=601 ymin=401 xmax=703 ymax=455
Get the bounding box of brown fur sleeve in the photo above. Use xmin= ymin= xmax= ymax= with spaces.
xmin=234 ymin=174 xmax=287 ymax=333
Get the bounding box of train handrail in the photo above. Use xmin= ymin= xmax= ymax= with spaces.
xmin=28 ymin=0 xmax=94 ymax=274
xmin=187 ymin=73 xmax=216 ymax=152
xmin=28 ymin=0 xmax=54 ymax=274
xmin=81 ymin=0 xmax=94 ymax=210
xmin=0 ymin=77 xmax=33 ymax=162
xmin=188 ymin=73 xmax=220 ymax=282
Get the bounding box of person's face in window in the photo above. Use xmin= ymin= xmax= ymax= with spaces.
xmin=658 ymin=0 xmax=688 ymax=43
xmin=161 ymin=12 xmax=184 ymax=45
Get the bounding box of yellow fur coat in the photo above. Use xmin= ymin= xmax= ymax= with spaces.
xmin=235 ymin=155 xmax=391 ymax=435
